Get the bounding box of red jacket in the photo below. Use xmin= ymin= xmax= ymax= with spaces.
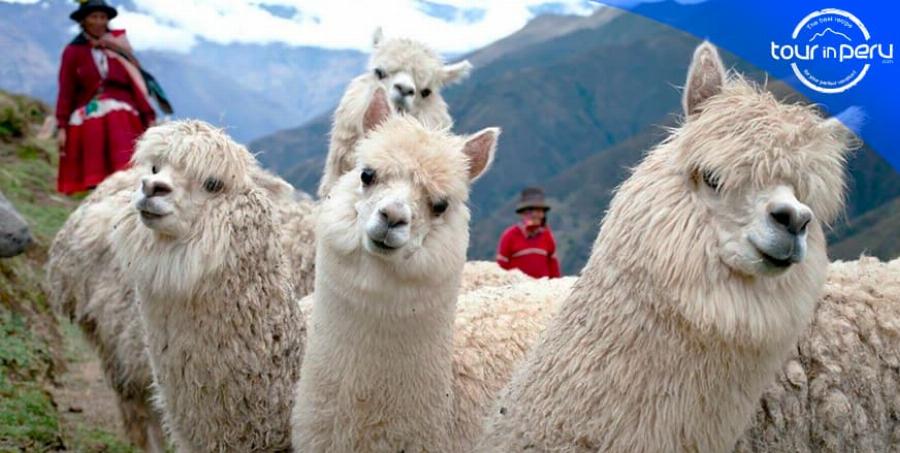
xmin=496 ymin=224 xmax=561 ymax=279
xmin=56 ymin=31 xmax=155 ymax=129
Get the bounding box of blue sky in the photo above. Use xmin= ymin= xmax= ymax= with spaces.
xmin=5 ymin=0 xmax=598 ymax=53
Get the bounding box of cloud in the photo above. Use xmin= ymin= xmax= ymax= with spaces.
xmin=101 ymin=0 xmax=598 ymax=53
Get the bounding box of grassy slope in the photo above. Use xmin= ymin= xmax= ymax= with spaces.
xmin=0 ymin=91 xmax=136 ymax=452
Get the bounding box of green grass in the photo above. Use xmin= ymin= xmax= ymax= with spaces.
xmin=0 ymin=375 xmax=62 ymax=452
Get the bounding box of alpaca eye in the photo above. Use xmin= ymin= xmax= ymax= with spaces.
xmin=374 ymin=68 xmax=387 ymax=80
xmin=701 ymin=170 xmax=721 ymax=192
xmin=203 ymin=177 xmax=224 ymax=193
xmin=431 ymin=199 xmax=449 ymax=216
xmin=151 ymin=165 xmax=158 ymax=174
xmin=361 ymin=168 xmax=376 ymax=186
xmin=421 ymin=88 xmax=432 ymax=98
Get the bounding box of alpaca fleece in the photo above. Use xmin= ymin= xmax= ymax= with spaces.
xmin=459 ymin=260 xmax=529 ymax=293
xmin=736 ymin=257 xmax=900 ymax=452
xmin=111 ymin=121 xmax=305 ymax=452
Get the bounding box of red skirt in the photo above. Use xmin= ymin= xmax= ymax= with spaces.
xmin=57 ymin=98 xmax=144 ymax=195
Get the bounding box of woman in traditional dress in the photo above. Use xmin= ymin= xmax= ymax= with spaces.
xmin=55 ymin=0 xmax=170 ymax=194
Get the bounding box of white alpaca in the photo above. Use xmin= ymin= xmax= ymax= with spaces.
xmin=110 ymin=120 xmax=305 ymax=452
xmin=292 ymin=88 xmax=509 ymax=451
xmin=476 ymin=42 xmax=855 ymax=452
xmin=47 ymin=165 xmax=313 ymax=452
xmin=0 ymin=190 xmax=31 ymax=258
xmin=317 ymin=28 xmax=472 ymax=198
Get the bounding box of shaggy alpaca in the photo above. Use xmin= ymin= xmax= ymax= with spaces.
xmin=317 ymin=28 xmax=472 ymax=198
xmin=109 ymin=120 xmax=305 ymax=452
xmin=736 ymin=256 xmax=900 ymax=452
xmin=476 ymin=42 xmax=854 ymax=452
xmin=0 ymin=190 xmax=31 ymax=258
xmin=47 ymin=165 xmax=313 ymax=452
xmin=46 ymin=169 xmax=166 ymax=452
xmin=291 ymin=88 xmax=505 ymax=451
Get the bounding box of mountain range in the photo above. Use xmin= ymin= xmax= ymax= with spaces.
xmin=250 ymin=8 xmax=900 ymax=274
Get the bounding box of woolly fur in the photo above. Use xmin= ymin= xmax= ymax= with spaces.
xmin=736 ymin=256 xmax=900 ymax=452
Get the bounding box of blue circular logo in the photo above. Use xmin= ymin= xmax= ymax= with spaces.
xmin=771 ymin=9 xmax=894 ymax=94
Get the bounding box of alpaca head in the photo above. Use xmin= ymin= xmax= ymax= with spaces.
xmin=319 ymin=89 xmax=498 ymax=289
xmin=0 ymin=191 xmax=31 ymax=258
xmin=130 ymin=121 xmax=255 ymax=239
xmin=368 ymin=27 xmax=471 ymax=126
xmin=599 ymin=43 xmax=854 ymax=344
xmin=113 ymin=120 xmax=271 ymax=298
xmin=674 ymin=42 xmax=853 ymax=278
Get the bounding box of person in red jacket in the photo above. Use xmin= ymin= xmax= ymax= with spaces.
xmin=496 ymin=187 xmax=561 ymax=278
xmin=55 ymin=0 xmax=159 ymax=195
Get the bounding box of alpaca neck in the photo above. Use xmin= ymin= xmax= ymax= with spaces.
xmin=295 ymin=250 xmax=459 ymax=450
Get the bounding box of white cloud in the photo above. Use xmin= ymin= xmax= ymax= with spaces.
xmin=101 ymin=0 xmax=598 ymax=53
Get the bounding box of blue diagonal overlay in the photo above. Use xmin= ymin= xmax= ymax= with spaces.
xmin=593 ymin=0 xmax=899 ymax=171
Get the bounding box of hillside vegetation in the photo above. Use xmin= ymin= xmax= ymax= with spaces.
xmin=0 ymin=90 xmax=136 ymax=452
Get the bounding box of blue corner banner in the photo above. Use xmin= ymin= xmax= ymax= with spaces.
xmin=594 ymin=0 xmax=899 ymax=172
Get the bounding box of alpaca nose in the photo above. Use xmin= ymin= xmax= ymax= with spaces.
xmin=393 ymin=83 xmax=415 ymax=97
xmin=768 ymin=202 xmax=812 ymax=236
xmin=379 ymin=204 xmax=409 ymax=229
xmin=142 ymin=179 xmax=172 ymax=198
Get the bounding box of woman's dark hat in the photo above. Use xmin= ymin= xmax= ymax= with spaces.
xmin=515 ymin=187 xmax=550 ymax=213
xmin=70 ymin=0 xmax=117 ymax=22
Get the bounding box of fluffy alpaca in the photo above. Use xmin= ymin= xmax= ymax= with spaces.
xmin=291 ymin=88 xmax=504 ymax=451
xmin=736 ymin=256 xmax=900 ymax=452
xmin=476 ymin=42 xmax=855 ymax=452
xmin=317 ymin=28 xmax=472 ymax=198
xmin=47 ymin=164 xmax=313 ymax=452
xmin=0 ymin=190 xmax=31 ymax=258
xmin=109 ymin=120 xmax=305 ymax=452
xmin=46 ymin=169 xmax=166 ymax=452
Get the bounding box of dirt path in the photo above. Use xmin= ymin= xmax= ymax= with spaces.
xmin=47 ymin=322 xmax=135 ymax=450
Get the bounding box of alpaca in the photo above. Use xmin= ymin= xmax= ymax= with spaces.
xmin=0 ymin=190 xmax=31 ymax=258
xmin=46 ymin=169 xmax=166 ymax=453
xmin=47 ymin=165 xmax=312 ymax=452
xmin=317 ymin=27 xmax=472 ymax=198
xmin=476 ymin=42 xmax=855 ymax=452
xmin=291 ymin=87 xmax=506 ymax=451
xmin=109 ymin=120 xmax=305 ymax=452
xmin=736 ymin=256 xmax=900 ymax=452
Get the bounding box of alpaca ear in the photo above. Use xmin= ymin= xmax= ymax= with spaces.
xmin=683 ymin=41 xmax=726 ymax=116
xmin=442 ymin=60 xmax=473 ymax=85
xmin=462 ymin=127 xmax=500 ymax=182
xmin=363 ymin=87 xmax=391 ymax=134
xmin=372 ymin=27 xmax=384 ymax=48
xmin=819 ymin=116 xmax=861 ymax=155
